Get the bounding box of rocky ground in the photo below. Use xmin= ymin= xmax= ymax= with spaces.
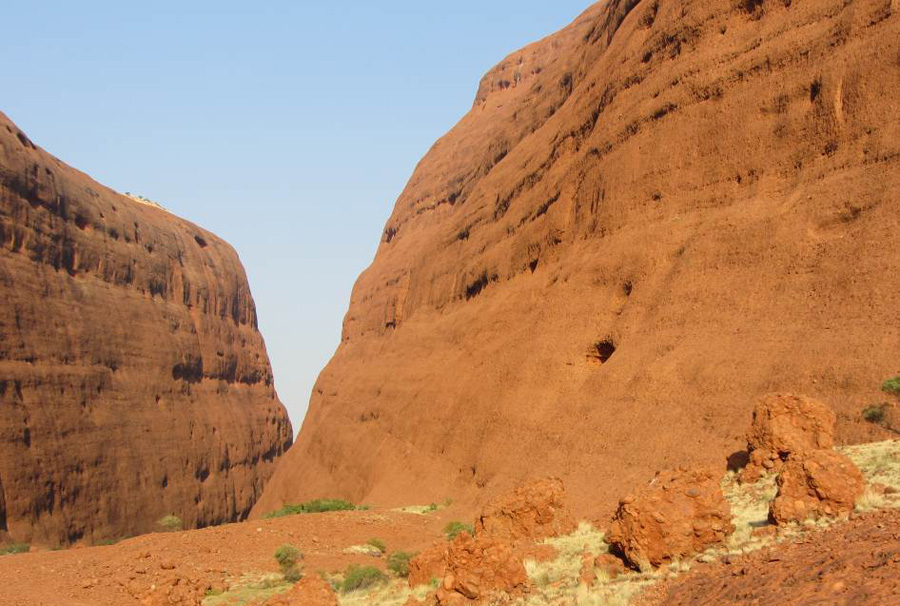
xmin=638 ymin=508 xmax=900 ymax=606
xmin=0 ymin=507 xmax=450 ymax=606
xmin=3 ymin=395 xmax=899 ymax=605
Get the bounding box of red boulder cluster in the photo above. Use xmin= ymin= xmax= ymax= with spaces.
xmin=740 ymin=393 xmax=864 ymax=525
xmin=408 ymin=477 xmax=574 ymax=604
xmin=409 ymin=393 xmax=867 ymax=603
xmin=741 ymin=393 xmax=836 ymax=483
xmin=433 ymin=533 xmax=529 ymax=605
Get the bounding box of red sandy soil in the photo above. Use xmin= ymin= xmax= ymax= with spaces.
xmin=0 ymin=508 xmax=453 ymax=606
xmin=638 ymin=508 xmax=900 ymax=606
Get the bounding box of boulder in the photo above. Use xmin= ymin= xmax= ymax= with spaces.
xmin=435 ymin=533 xmax=529 ymax=604
xmin=606 ymin=469 xmax=734 ymax=571
xmin=409 ymin=542 xmax=449 ymax=588
xmin=475 ymin=477 xmax=575 ymax=544
xmin=741 ymin=394 xmax=836 ymax=482
xmin=769 ymin=449 xmax=865 ymax=525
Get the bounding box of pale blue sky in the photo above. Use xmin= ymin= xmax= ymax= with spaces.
xmin=1 ymin=1 xmax=591 ymax=431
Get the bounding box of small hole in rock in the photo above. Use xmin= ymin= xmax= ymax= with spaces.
xmin=589 ymin=339 xmax=617 ymax=364
xmin=810 ymin=79 xmax=822 ymax=103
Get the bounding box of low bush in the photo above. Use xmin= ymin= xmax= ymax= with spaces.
xmin=263 ymin=499 xmax=357 ymax=519
xmin=863 ymin=404 xmax=888 ymax=425
xmin=341 ymin=564 xmax=387 ymax=592
xmin=883 ymin=376 xmax=900 ymax=395
xmin=157 ymin=515 xmax=183 ymax=532
xmin=274 ymin=544 xmax=303 ymax=582
xmin=443 ymin=520 xmax=474 ymax=541
xmin=387 ymin=551 xmax=415 ymax=577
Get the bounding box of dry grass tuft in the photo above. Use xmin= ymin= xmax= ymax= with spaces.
xmin=203 ymin=573 xmax=292 ymax=606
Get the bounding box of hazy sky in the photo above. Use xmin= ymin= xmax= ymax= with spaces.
xmin=2 ymin=0 xmax=591 ymax=431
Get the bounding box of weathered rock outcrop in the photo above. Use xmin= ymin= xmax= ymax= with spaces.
xmin=409 ymin=542 xmax=450 ymax=588
xmin=0 ymin=112 xmax=292 ymax=545
xmin=606 ymin=469 xmax=734 ymax=570
xmin=475 ymin=477 xmax=575 ymax=545
xmin=436 ymin=533 xmax=530 ymax=605
xmin=741 ymin=393 xmax=837 ymax=482
xmin=256 ymin=0 xmax=900 ymax=518
xmin=769 ymin=449 xmax=864 ymax=524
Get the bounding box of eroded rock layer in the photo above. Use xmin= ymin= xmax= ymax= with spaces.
xmin=256 ymin=0 xmax=900 ymax=518
xmin=0 ymin=112 xmax=292 ymax=545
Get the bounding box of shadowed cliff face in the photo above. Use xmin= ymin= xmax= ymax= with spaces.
xmin=0 ymin=113 xmax=293 ymax=545
xmin=255 ymin=0 xmax=900 ymax=519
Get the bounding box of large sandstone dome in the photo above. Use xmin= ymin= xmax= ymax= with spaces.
xmin=0 ymin=112 xmax=293 ymax=545
xmin=256 ymin=0 xmax=900 ymax=518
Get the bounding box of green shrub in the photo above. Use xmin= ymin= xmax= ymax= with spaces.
xmin=0 ymin=543 xmax=29 ymax=556
xmin=157 ymin=515 xmax=183 ymax=532
xmin=883 ymin=376 xmax=900 ymax=395
xmin=387 ymin=551 xmax=415 ymax=577
xmin=263 ymin=499 xmax=357 ymax=519
xmin=443 ymin=521 xmax=474 ymax=541
xmin=341 ymin=564 xmax=387 ymax=592
xmin=366 ymin=537 xmax=386 ymax=553
xmin=426 ymin=503 xmax=438 ymax=512
xmin=863 ymin=404 xmax=888 ymax=424
xmin=283 ymin=567 xmax=302 ymax=583
xmin=274 ymin=544 xmax=303 ymax=582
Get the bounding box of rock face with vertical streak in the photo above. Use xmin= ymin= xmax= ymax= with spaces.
xmin=255 ymin=0 xmax=900 ymax=519
xmin=0 ymin=112 xmax=292 ymax=545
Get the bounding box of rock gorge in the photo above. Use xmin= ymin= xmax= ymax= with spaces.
xmin=0 ymin=112 xmax=292 ymax=545
xmin=256 ymin=0 xmax=900 ymax=518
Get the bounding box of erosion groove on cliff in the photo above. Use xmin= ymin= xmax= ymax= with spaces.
xmin=0 ymin=113 xmax=293 ymax=546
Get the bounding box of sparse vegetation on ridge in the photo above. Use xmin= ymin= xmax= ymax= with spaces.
xmin=157 ymin=514 xmax=183 ymax=532
xmin=263 ymin=498 xmax=358 ymax=519
xmin=0 ymin=543 xmax=29 ymax=556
